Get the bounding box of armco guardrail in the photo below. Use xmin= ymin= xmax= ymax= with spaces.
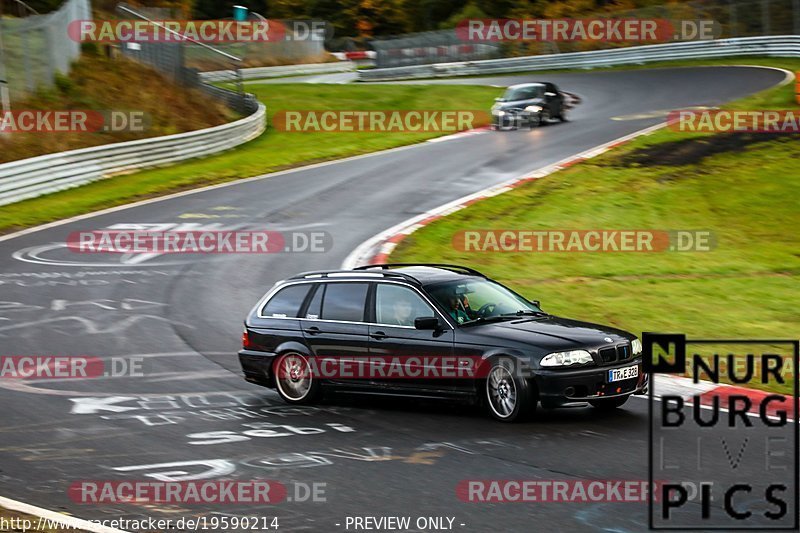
xmin=0 ymin=104 xmax=266 ymax=207
xmin=201 ymin=61 xmax=355 ymax=83
xmin=359 ymin=36 xmax=800 ymax=81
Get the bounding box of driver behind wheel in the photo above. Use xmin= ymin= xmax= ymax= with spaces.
xmin=446 ymin=293 xmax=471 ymax=324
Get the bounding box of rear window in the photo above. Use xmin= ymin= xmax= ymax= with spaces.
xmin=261 ymin=284 xmax=311 ymax=318
xmin=320 ymin=282 xmax=369 ymax=322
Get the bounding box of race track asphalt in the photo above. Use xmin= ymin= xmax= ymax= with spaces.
xmin=0 ymin=66 xmax=792 ymax=532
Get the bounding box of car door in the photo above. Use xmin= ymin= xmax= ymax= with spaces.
xmin=545 ymin=83 xmax=562 ymax=116
xmin=367 ymin=282 xmax=460 ymax=394
xmin=300 ymin=281 xmax=371 ymax=387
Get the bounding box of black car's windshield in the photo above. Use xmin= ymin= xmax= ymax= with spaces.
xmin=427 ymin=278 xmax=544 ymax=326
xmin=502 ymin=85 xmax=542 ymax=101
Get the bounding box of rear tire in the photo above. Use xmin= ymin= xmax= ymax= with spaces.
xmin=483 ymin=358 xmax=535 ymax=422
xmin=589 ymin=395 xmax=629 ymax=410
xmin=273 ymin=352 xmax=321 ymax=405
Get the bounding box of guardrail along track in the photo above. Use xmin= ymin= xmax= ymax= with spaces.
xmin=359 ymin=36 xmax=800 ymax=81
xmin=0 ymin=104 xmax=266 ymax=207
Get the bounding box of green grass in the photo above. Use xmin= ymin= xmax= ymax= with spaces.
xmin=0 ymin=83 xmax=498 ymax=234
xmin=1 ymin=56 xmax=796 ymax=240
xmin=0 ymin=50 xmax=235 ymax=164
xmin=391 ymin=61 xmax=800 ymax=394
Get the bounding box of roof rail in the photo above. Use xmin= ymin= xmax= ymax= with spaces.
xmin=354 ymin=263 xmax=486 ymax=278
xmin=288 ymin=269 xmax=422 ymax=285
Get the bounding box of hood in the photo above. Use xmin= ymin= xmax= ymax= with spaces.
xmin=468 ymin=315 xmax=634 ymax=352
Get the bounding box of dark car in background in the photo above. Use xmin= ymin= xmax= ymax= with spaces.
xmin=491 ymin=82 xmax=568 ymax=129
xmin=238 ymin=264 xmax=646 ymax=422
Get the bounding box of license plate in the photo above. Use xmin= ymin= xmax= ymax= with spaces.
xmin=608 ymin=365 xmax=639 ymax=383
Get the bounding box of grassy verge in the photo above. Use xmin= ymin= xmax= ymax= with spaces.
xmin=0 ymin=83 xmax=498 ymax=234
xmin=0 ymin=57 xmax=795 ymax=238
xmin=0 ymin=47 xmax=234 ymax=164
xmin=391 ymin=61 xmax=800 ymax=394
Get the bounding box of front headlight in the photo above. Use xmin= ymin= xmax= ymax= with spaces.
xmin=540 ymin=350 xmax=593 ymax=367
xmin=632 ymin=338 xmax=642 ymax=355
xmin=524 ymin=105 xmax=542 ymax=113
xmin=495 ymin=110 xmax=505 ymax=117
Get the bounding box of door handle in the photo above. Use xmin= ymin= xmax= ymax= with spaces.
xmin=305 ymin=326 xmax=322 ymax=335
xmin=370 ymin=331 xmax=387 ymax=340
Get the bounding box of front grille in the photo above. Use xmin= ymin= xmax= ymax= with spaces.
xmin=599 ymin=347 xmax=616 ymax=363
xmin=597 ymin=343 xmax=632 ymax=364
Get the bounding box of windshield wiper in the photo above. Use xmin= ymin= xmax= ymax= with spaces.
xmin=460 ymin=315 xmax=520 ymax=326
xmin=501 ymin=310 xmax=548 ymax=317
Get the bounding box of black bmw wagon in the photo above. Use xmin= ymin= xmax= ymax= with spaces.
xmin=238 ymin=264 xmax=647 ymax=422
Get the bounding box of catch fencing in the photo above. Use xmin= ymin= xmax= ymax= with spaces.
xmin=360 ymin=35 xmax=800 ymax=81
xmin=0 ymin=0 xmax=90 ymax=100
xmin=368 ymin=0 xmax=800 ymax=69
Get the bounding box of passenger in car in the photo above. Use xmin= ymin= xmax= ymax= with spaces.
xmin=389 ymin=296 xmax=415 ymax=326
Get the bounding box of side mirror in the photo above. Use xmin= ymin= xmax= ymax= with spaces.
xmin=414 ymin=316 xmax=440 ymax=330
xmin=531 ymin=300 xmax=541 ymax=309
xmin=544 ymin=92 xmax=557 ymax=97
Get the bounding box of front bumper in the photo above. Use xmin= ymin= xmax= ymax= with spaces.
xmin=238 ymin=349 xmax=276 ymax=387
xmin=535 ymin=358 xmax=647 ymax=405
xmin=491 ymin=112 xmax=525 ymax=129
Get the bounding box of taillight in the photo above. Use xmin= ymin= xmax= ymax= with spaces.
xmin=242 ymin=329 xmax=253 ymax=349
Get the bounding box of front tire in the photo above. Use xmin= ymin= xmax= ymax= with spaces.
xmin=589 ymin=395 xmax=629 ymax=410
xmin=557 ymin=106 xmax=568 ymax=122
xmin=484 ymin=358 xmax=535 ymax=422
xmin=273 ymin=352 xmax=321 ymax=405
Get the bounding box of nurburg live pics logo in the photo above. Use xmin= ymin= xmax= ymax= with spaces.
xmin=644 ymin=333 xmax=799 ymax=530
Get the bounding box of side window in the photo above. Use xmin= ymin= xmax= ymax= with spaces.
xmin=320 ymin=283 xmax=369 ymax=322
xmin=304 ymin=284 xmax=324 ymax=319
xmin=262 ymin=284 xmax=311 ymax=318
xmin=375 ymin=284 xmax=435 ymax=327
